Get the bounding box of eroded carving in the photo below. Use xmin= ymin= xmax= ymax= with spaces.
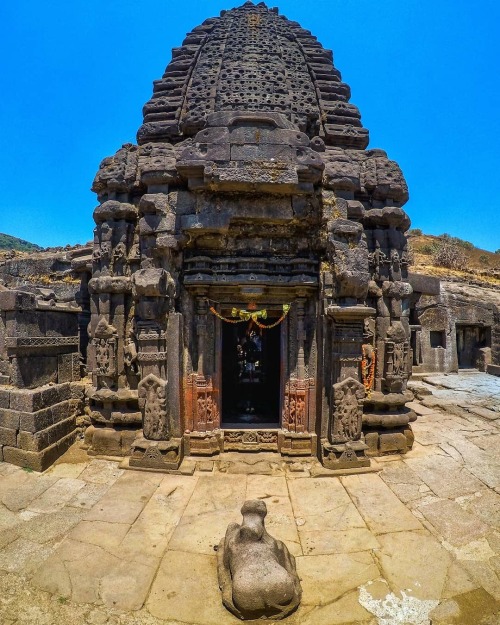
xmin=138 ymin=373 xmax=169 ymax=440
xmin=329 ymin=377 xmax=365 ymax=444
xmin=218 ymin=500 xmax=302 ymax=620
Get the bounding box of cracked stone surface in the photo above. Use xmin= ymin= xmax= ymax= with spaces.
xmin=0 ymin=372 xmax=499 ymax=624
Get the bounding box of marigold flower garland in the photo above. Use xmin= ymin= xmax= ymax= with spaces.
xmin=209 ymin=304 xmax=291 ymax=329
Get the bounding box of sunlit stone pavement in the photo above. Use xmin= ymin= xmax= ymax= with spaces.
xmin=0 ymin=372 xmax=499 ymax=625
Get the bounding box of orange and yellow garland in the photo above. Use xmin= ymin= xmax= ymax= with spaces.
xmin=361 ymin=345 xmax=376 ymax=397
xmin=209 ymin=304 xmax=291 ymax=330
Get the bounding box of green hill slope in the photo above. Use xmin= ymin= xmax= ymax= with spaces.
xmin=0 ymin=233 xmax=42 ymax=252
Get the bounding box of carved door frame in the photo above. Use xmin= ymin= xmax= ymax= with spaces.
xmin=214 ymin=304 xmax=287 ymax=431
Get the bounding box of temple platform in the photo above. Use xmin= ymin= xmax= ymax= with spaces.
xmin=0 ymin=373 xmax=499 ymax=624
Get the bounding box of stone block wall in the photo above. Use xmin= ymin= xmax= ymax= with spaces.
xmin=0 ymin=288 xmax=84 ymax=470
xmin=0 ymin=382 xmax=84 ymax=471
xmin=409 ymin=275 xmax=500 ymax=375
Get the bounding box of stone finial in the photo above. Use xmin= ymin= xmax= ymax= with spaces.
xmin=218 ymin=500 xmax=302 ymax=620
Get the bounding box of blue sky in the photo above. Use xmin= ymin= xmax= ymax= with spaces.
xmin=1 ymin=0 xmax=499 ymax=251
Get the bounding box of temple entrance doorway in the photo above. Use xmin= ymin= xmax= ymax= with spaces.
xmin=221 ymin=320 xmax=281 ymax=429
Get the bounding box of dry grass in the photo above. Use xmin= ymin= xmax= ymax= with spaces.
xmin=409 ymin=233 xmax=500 ymax=287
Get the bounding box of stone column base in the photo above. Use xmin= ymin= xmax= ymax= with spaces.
xmin=184 ymin=430 xmax=223 ymax=456
xmin=84 ymin=425 xmax=138 ymax=457
xmin=321 ymin=439 xmax=370 ymax=470
xmin=279 ymin=431 xmax=317 ymax=457
xmin=364 ymin=426 xmax=414 ymax=456
xmin=130 ymin=435 xmax=184 ymax=470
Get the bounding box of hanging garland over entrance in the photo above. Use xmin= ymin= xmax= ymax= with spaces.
xmin=209 ymin=303 xmax=291 ymax=330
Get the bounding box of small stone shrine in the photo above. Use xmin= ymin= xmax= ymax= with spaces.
xmin=0 ymin=1 xmax=416 ymax=471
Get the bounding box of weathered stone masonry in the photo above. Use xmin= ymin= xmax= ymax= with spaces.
xmin=0 ymin=1 xmax=420 ymax=470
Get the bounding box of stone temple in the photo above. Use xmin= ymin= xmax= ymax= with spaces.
xmin=1 ymin=1 xmax=419 ymax=471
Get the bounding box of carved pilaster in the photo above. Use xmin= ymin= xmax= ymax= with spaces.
xmin=130 ymin=373 xmax=183 ymax=470
xmin=282 ymin=378 xmax=315 ymax=433
xmin=93 ymin=317 xmax=118 ymax=390
xmin=322 ymin=305 xmax=375 ymax=469
xmin=138 ymin=373 xmax=169 ymax=440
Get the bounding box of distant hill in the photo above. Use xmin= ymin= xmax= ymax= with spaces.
xmin=0 ymin=233 xmax=42 ymax=252
xmin=408 ymin=230 xmax=500 ymax=287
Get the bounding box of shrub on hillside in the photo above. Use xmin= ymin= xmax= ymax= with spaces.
xmin=432 ymin=240 xmax=467 ymax=270
xmin=417 ymin=244 xmax=438 ymax=255
xmin=408 ymin=228 xmax=422 ymax=236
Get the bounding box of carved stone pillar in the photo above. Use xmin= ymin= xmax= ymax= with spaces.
xmin=184 ymin=293 xmax=221 ymax=456
xmin=129 ymin=267 xmax=184 ymax=470
xmin=281 ymin=296 xmax=317 ymax=457
xmin=321 ymin=305 xmax=374 ymax=469
xmin=363 ymin=218 xmax=416 ymax=456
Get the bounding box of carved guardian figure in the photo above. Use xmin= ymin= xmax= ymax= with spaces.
xmin=218 ymin=500 xmax=302 ymax=620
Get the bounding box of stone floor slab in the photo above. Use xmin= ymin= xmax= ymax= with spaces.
xmin=1 ymin=474 xmax=58 ymax=512
xmin=288 ymin=477 xmax=366 ymax=532
xmin=78 ymin=459 xmax=124 ymax=484
xmin=340 ymin=473 xmax=423 ymax=534
xmin=27 ymin=477 xmax=86 ymax=514
xmin=168 ymin=474 xmax=247 ymax=555
xmin=298 ymin=590 xmax=375 ymax=625
xmin=67 ymin=481 xmax=111 ymax=510
xmin=296 ymin=551 xmax=380 ymax=606
xmin=418 ymin=499 xmax=490 ymax=546
xmin=83 ymin=497 xmax=146 ymax=524
xmin=147 ymin=550 xmax=234 ymax=625
xmin=119 ymin=474 xmax=199 ymax=559
xmin=459 ymin=489 xmax=500 ymax=529
xmin=68 ymin=519 xmax=131 ymax=549
xmin=17 ymin=507 xmax=84 ymax=544
xmin=404 ymin=453 xmax=486 ymax=499
xmin=0 ymin=537 xmax=54 ymax=574
xmin=300 ymin=528 xmax=380 ymax=555
xmin=376 ymin=530 xmax=452 ymax=600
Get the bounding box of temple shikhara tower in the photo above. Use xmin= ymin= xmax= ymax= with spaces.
xmin=0 ymin=1 xmax=415 ymax=471
xmin=85 ymin=1 xmax=414 ymax=470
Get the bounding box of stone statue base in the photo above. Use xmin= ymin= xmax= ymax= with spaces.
xmin=218 ymin=500 xmax=302 ymax=620
xmin=321 ymin=439 xmax=370 ymax=470
xmin=129 ymin=434 xmax=183 ymax=471
xmin=184 ymin=430 xmax=223 ymax=456
xmin=279 ymin=431 xmax=317 ymax=457
xmin=364 ymin=427 xmax=415 ymax=456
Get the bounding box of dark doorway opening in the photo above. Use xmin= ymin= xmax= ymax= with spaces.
xmin=221 ymin=319 xmax=281 ymax=428
xmin=456 ymin=325 xmax=491 ymax=369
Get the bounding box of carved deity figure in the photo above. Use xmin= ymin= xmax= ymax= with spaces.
xmin=392 ymin=342 xmax=406 ymax=377
xmin=389 ymin=249 xmax=402 ymax=281
xmin=93 ymin=317 xmax=118 ymax=388
xmin=218 ymin=500 xmax=302 ymax=620
xmin=138 ymin=373 xmax=169 ymax=440
xmin=296 ymin=396 xmax=305 ymax=429
xmin=330 ymin=377 xmax=365 ymax=444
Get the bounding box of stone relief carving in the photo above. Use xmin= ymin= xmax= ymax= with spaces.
xmin=218 ymin=500 xmax=302 ymax=620
xmin=384 ymin=340 xmax=410 ymax=393
xmin=93 ymin=318 xmax=118 ymax=387
xmin=329 ymin=377 xmax=365 ymax=444
xmin=138 ymin=373 xmax=170 ymax=440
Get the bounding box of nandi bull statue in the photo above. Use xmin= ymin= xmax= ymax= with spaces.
xmin=217 ymin=499 xmax=302 ymax=620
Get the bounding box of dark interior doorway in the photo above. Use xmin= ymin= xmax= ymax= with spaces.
xmin=456 ymin=325 xmax=491 ymax=369
xmin=221 ymin=319 xmax=281 ymax=428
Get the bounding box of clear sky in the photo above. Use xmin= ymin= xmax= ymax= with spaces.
xmin=1 ymin=0 xmax=499 ymax=251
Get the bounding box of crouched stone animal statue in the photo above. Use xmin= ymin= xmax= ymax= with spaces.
xmin=218 ymin=500 xmax=302 ymax=620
